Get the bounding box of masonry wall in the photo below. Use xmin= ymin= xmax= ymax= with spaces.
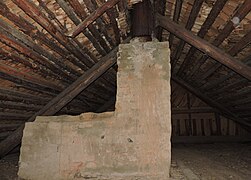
xmin=18 ymin=41 xmax=171 ymax=180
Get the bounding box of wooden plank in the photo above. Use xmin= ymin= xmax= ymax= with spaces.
xmin=13 ymin=0 xmax=118 ymax=96
xmin=95 ymin=96 xmax=116 ymax=113
xmin=12 ymin=0 xmax=93 ymax=69
xmin=154 ymin=0 xmax=166 ymax=41
xmin=200 ymin=31 xmax=251 ymax=90
xmin=179 ymin=0 xmax=228 ymax=78
xmin=169 ymin=0 xmax=183 ymax=48
xmin=172 ymin=77 xmax=251 ymax=128
xmin=204 ymin=118 xmax=211 ymax=136
xmin=0 ymin=48 xmax=118 ymax=158
xmin=67 ymin=0 xmax=120 ymax=38
xmin=172 ymin=108 xmax=216 ymax=114
xmin=172 ymin=0 xmax=204 ymax=69
xmin=93 ymin=0 xmax=120 ymax=47
xmin=213 ymin=0 xmax=251 ymax=46
xmin=156 ymin=14 xmax=251 ymax=81
xmin=0 ymin=124 xmax=21 ymax=133
xmin=56 ymin=0 xmax=107 ymax=57
xmin=172 ymin=136 xmax=251 ymax=143
xmin=190 ymin=0 xmax=251 ymax=80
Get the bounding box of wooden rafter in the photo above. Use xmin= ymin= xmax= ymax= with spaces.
xmin=0 ymin=47 xmax=118 ymax=158
xmin=156 ymin=14 xmax=251 ymax=81
xmin=189 ymin=0 xmax=251 ymax=81
xmin=172 ymin=0 xmax=204 ymax=68
xmin=172 ymin=77 xmax=251 ymax=128
xmin=169 ymin=0 xmax=183 ymax=48
xmin=11 ymin=0 xmax=117 ymax=95
xmin=183 ymin=0 xmax=228 ymax=79
xmin=66 ymin=0 xmax=120 ymax=38
xmin=198 ymin=30 xmax=251 ymax=84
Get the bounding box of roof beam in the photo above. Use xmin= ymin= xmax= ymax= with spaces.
xmin=156 ymin=14 xmax=251 ymax=81
xmin=172 ymin=0 xmax=204 ymax=68
xmin=172 ymin=77 xmax=251 ymax=128
xmin=187 ymin=0 xmax=251 ymax=79
xmin=169 ymin=0 xmax=183 ymax=48
xmin=177 ymin=0 xmax=228 ymax=76
xmin=0 ymin=48 xmax=118 ymax=158
xmin=67 ymin=0 xmax=120 ymax=38
xmin=198 ymin=30 xmax=251 ymax=85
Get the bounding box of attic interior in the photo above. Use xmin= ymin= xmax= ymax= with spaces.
xmin=0 ymin=0 xmax=250 ymax=179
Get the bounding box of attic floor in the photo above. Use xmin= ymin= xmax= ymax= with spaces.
xmin=0 ymin=143 xmax=250 ymax=180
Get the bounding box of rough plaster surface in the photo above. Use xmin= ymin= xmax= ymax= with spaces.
xmin=18 ymin=42 xmax=171 ymax=180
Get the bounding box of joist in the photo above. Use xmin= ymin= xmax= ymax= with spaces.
xmin=184 ymin=0 xmax=227 ymax=78
xmin=189 ymin=0 xmax=251 ymax=80
xmin=83 ymin=0 xmax=115 ymax=50
xmin=172 ymin=77 xmax=251 ymax=128
xmin=12 ymin=0 xmax=117 ymax=95
xmin=169 ymin=0 xmax=183 ymax=48
xmin=172 ymin=0 xmax=204 ymax=68
xmin=67 ymin=0 xmax=120 ymax=38
xmin=0 ymin=47 xmax=118 ymax=158
xmin=198 ymin=30 xmax=251 ymax=86
xmin=156 ymin=14 xmax=251 ymax=81
xmin=57 ymin=0 xmax=108 ymax=56
xmin=154 ymin=0 xmax=166 ymax=41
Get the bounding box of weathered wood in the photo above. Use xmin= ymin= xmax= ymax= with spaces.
xmin=96 ymin=96 xmax=116 ymax=113
xmin=0 ymin=124 xmax=22 ymax=133
xmin=0 ymin=113 xmax=32 ymax=121
xmin=217 ymin=89 xmax=251 ymax=103
xmin=198 ymin=30 xmax=251 ymax=86
xmin=210 ymin=79 xmax=249 ymax=97
xmin=201 ymin=60 xmax=251 ymax=92
xmin=0 ymin=48 xmax=118 ymax=158
xmin=172 ymin=136 xmax=251 ymax=144
xmin=213 ymin=0 xmax=251 ymax=46
xmin=52 ymin=0 xmax=117 ymax=93
xmin=0 ymin=1 xmax=84 ymax=78
xmin=156 ymin=14 xmax=251 ymax=81
xmin=190 ymin=0 xmax=251 ymax=80
xmin=169 ymin=0 xmax=183 ymax=48
xmin=58 ymin=0 xmax=108 ymax=56
xmin=84 ymin=0 xmax=116 ymax=48
xmin=104 ymin=5 xmax=121 ymax=45
xmin=131 ymin=0 xmax=153 ymax=39
xmin=13 ymin=0 xmax=117 ymax=95
xmin=0 ymin=49 xmax=52 ymax=79
xmin=0 ymin=63 xmax=103 ymax=107
xmin=172 ymin=0 xmax=204 ymax=69
xmin=0 ymin=85 xmax=94 ymax=110
xmin=154 ymin=0 xmax=166 ymax=41
xmin=0 ymin=101 xmax=42 ymax=112
xmin=172 ymin=108 xmax=216 ymax=114
xmin=0 ymin=29 xmax=60 ymax=80
xmin=172 ymin=77 xmax=251 ymax=128
xmin=12 ymin=0 xmax=93 ymax=69
xmin=67 ymin=0 xmax=120 ymax=38
xmin=179 ymin=0 xmax=228 ymax=78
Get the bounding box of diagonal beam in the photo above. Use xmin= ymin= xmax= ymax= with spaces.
xmin=172 ymin=77 xmax=251 ymax=129
xmin=0 ymin=48 xmax=118 ymax=158
xmin=156 ymin=14 xmax=251 ymax=81
xmin=67 ymin=0 xmax=120 ymax=38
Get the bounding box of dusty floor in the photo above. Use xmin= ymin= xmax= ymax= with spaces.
xmin=171 ymin=143 xmax=251 ymax=180
xmin=0 ymin=143 xmax=250 ymax=179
